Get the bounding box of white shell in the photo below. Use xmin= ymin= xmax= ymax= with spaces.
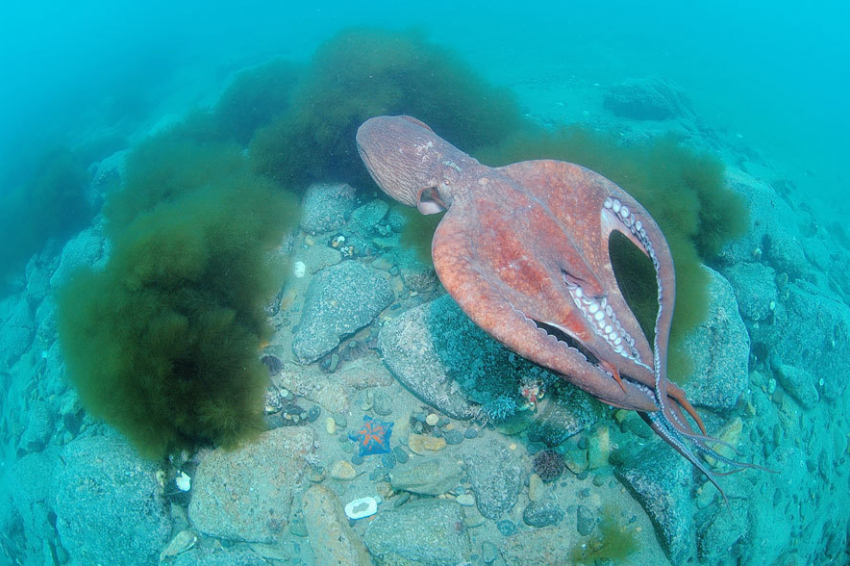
xmin=344 ymin=496 xmax=378 ymax=520
xmin=175 ymin=471 xmax=192 ymax=492
xmin=293 ymin=261 xmax=307 ymax=278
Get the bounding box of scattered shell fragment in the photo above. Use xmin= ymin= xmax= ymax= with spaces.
xmin=344 ymin=496 xmax=378 ymax=520
xmin=159 ymin=529 xmax=197 ymax=562
xmin=175 ymin=471 xmax=191 ymax=492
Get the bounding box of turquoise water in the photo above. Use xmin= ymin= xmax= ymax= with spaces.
xmin=0 ymin=2 xmax=848 ymax=565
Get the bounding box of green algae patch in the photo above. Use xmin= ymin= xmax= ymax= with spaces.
xmin=58 ymin=135 xmax=298 ymax=459
xmin=572 ymin=504 xmax=640 ymax=564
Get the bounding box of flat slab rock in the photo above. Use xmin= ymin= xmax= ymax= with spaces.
xmin=292 ymin=261 xmax=393 ymax=363
xmin=614 ymin=443 xmax=695 ymax=564
xmin=53 ymin=434 xmax=172 ymax=565
xmin=301 ymin=485 xmax=371 ymax=566
xmin=189 ymin=427 xmax=316 ymax=543
xmin=364 ymin=498 xmax=470 ymax=565
xmin=299 ymin=182 xmax=357 ymax=235
xmin=463 ymin=440 xmax=524 ymax=520
xmin=378 ymin=299 xmax=477 ymax=418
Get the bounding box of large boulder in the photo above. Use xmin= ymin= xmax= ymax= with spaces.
xmin=189 ymin=427 xmax=316 ymax=543
xmin=292 ymin=261 xmax=393 ymax=363
xmin=53 ymin=434 xmax=172 ymax=565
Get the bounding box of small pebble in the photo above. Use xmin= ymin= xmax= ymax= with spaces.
xmin=456 ymin=493 xmax=475 ymax=506
xmin=481 ymin=541 xmax=499 ymax=564
xmin=306 ymin=406 xmax=321 ymax=423
xmin=528 ymin=473 xmax=544 ymax=502
xmin=381 ymin=453 xmax=396 ymax=469
xmin=444 ymin=430 xmax=464 ymax=446
xmin=394 ymin=491 xmax=410 ymax=508
xmin=393 ymin=446 xmax=409 ymax=464
xmin=496 ymin=519 xmax=517 ymax=536
xmin=351 ymin=454 xmax=364 ymax=466
xmin=325 ymin=417 xmax=337 ymax=435
xmin=329 ymin=460 xmax=357 ymax=480
xmin=576 ymin=504 xmax=597 ymax=536
xmin=408 ymin=433 xmax=446 ymax=454
xmin=523 ymin=500 xmax=564 ymax=528
xmin=425 ymin=413 xmax=440 ymax=426
xmin=437 ymin=416 xmax=451 ymax=427
xmin=324 ymin=353 xmax=340 ymax=373
xmin=373 ymin=390 xmax=394 ymax=416
xmin=464 ymin=428 xmax=478 ymax=439
xmin=289 ymin=516 xmax=308 ymax=537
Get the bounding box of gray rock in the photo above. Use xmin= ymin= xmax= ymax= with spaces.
xmin=0 ymin=295 xmax=34 ymax=365
xmin=522 ymin=499 xmax=564 ymax=527
xmin=463 ymin=440 xmax=523 ymax=519
xmin=390 ymin=457 xmax=463 ymax=496
xmin=772 ymin=280 xmax=850 ymax=401
xmin=614 ymin=444 xmax=694 ymax=564
xmin=377 ymin=300 xmax=476 ymax=419
xmin=8 ymin=449 xmax=60 ymax=558
xmin=50 ymin=224 xmax=110 ymax=289
xmin=395 ymin=248 xmax=440 ymax=294
xmin=189 ymin=427 xmax=316 ymax=543
xmin=53 ymin=434 xmax=171 ymax=565
xmin=349 ymin=199 xmax=389 ymax=236
xmin=364 ymin=498 xmax=470 ymax=565
xmin=774 ymin=363 xmax=819 ymax=408
xmin=379 ymin=295 xmax=567 ymax=420
xmin=723 ymin=262 xmax=777 ymax=322
xmin=603 ymin=77 xmax=693 ymax=121
xmin=720 ymin=170 xmax=807 ymax=276
xmin=302 ymin=243 xmax=343 ymax=274
xmin=299 ymin=182 xmax=357 ymax=234
xmin=803 ymin=236 xmax=832 ymax=272
xmin=88 ymin=149 xmax=127 ymax=208
xmin=301 ymin=485 xmax=371 ymax=566
xmin=293 ymin=261 xmax=393 ymax=363
xmin=25 ymin=255 xmax=54 ymax=305
xmin=696 ymin=502 xmax=748 ymax=565
xmin=18 ymin=401 xmax=54 ymax=454
xmin=682 ymin=266 xmax=750 ymax=411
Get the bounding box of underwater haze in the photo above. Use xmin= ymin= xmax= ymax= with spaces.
xmin=0 ymin=1 xmax=848 ymax=565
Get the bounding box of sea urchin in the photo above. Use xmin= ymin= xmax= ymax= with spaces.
xmin=532 ymin=449 xmax=566 ymax=482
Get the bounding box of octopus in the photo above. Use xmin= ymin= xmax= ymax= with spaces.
xmin=356 ymin=115 xmax=762 ymax=502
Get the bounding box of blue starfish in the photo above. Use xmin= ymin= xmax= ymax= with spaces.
xmin=349 ymin=416 xmax=393 ymax=456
